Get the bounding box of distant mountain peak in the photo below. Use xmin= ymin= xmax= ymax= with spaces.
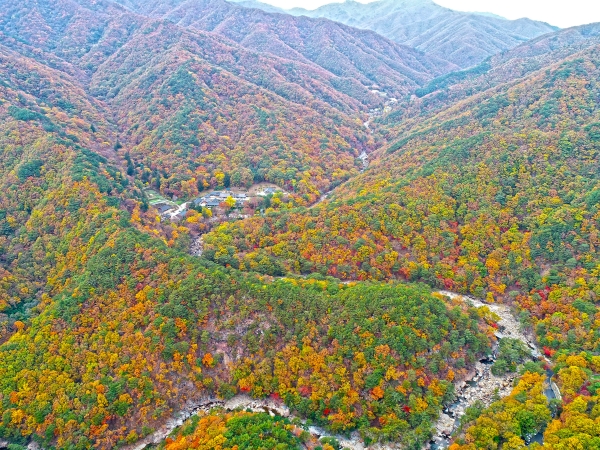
xmin=469 ymin=11 xmax=507 ymax=20
xmin=257 ymin=0 xmax=557 ymax=68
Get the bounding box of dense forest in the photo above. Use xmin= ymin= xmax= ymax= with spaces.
xmin=203 ymin=35 xmax=600 ymax=448
xmin=0 ymin=29 xmax=489 ymax=449
xmin=205 ymin=45 xmax=600 ymax=351
xmin=1 ymin=0 xmax=600 ymax=449
xmin=0 ymin=0 xmax=457 ymax=205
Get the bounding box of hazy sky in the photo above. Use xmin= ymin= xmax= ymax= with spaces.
xmin=259 ymin=0 xmax=600 ymax=28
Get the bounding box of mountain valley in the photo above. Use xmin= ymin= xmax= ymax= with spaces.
xmin=0 ymin=1 xmax=599 ymax=449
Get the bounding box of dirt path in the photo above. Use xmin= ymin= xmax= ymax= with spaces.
xmin=309 ymin=192 xmax=329 ymax=209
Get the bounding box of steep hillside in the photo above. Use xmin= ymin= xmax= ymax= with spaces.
xmin=89 ymin=19 xmax=374 ymax=198
xmin=0 ymin=43 xmax=121 ymax=333
xmin=374 ymin=24 xmax=600 ymax=155
xmin=3 ymin=0 xmax=600 ymax=448
xmin=0 ymin=0 xmax=387 ymax=200
xmin=0 ymin=76 xmax=490 ymax=445
xmin=410 ymin=22 xmax=600 ymax=111
xmin=287 ymin=0 xmax=557 ymax=68
xmin=204 ymin=39 xmax=600 ymax=447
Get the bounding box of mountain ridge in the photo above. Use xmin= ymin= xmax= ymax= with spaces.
xmin=111 ymin=0 xmax=457 ymax=98
xmin=279 ymin=0 xmax=558 ymax=68
xmin=397 ymin=22 xmax=600 ymax=118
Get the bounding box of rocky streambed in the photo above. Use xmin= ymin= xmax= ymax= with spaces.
xmin=438 ymin=291 xmax=541 ymax=357
xmin=428 ymin=291 xmax=556 ymax=450
xmin=190 ymin=235 xmax=204 ymax=257
xmin=429 ymin=360 xmax=518 ymax=449
xmin=123 ymin=394 xmax=366 ymax=450
xmin=123 ymin=395 xmax=292 ymax=450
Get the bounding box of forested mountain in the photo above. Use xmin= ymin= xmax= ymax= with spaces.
xmin=206 ymin=28 xmax=600 ymax=336
xmin=204 ymin=31 xmax=600 ymax=447
xmin=410 ymin=22 xmax=600 ymax=111
xmin=1 ymin=0 xmax=600 ymax=448
xmin=286 ymin=0 xmax=557 ymax=68
xmin=0 ymin=0 xmax=492 ymax=449
xmin=0 ymin=82 xmax=488 ymax=445
xmin=0 ymin=0 xmax=458 ymax=201
xmin=0 ymin=42 xmax=119 ymax=327
xmin=111 ymin=0 xmax=456 ymax=97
